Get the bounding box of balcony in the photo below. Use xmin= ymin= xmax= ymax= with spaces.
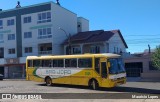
xmin=38 ymin=43 xmax=52 ymax=55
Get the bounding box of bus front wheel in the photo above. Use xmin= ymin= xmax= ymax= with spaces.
xmin=45 ymin=77 xmax=52 ymax=86
xmin=89 ymin=79 xmax=99 ymax=90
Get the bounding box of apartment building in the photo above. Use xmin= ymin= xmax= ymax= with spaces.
xmin=0 ymin=1 xmax=89 ymax=79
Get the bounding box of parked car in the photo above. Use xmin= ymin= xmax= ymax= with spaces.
xmin=0 ymin=74 xmax=4 ymax=80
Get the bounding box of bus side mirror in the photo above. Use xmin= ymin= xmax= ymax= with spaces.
xmin=108 ymin=62 xmax=111 ymax=68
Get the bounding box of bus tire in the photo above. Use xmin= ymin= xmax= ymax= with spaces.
xmin=45 ymin=77 xmax=52 ymax=86
xmin=89 ymin=79 xmax=99 ymax=90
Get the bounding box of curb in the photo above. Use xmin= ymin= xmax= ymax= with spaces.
xmin=3 ymin=79 xmax=26 ymax=81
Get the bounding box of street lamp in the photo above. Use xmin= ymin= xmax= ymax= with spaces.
xmin=59 ymin=27 xmax=71 ymax=55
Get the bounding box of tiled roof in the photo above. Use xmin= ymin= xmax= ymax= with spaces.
xmin=63 ymin=30 xmax=128 ymax=48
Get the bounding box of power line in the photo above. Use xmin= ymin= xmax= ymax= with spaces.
xmin=124 ymin=34 xmax=160 ymax=37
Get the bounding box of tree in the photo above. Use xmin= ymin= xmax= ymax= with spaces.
xmin=151 ymin=47 xmax=160 ymax=70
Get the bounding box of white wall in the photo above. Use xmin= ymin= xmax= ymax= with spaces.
xmin=21 ymin=3 xmax=78 ymax=56
xmin=0 ymin=2 xmax=81 ymax=60
xmin=0 ymin=16 xmax=17 ymax=58
xmin=51 ymin=3 xmax=77 ymax=55
xmin=77 ymin=17 xmax=89 ymax=32
xmin=108 ymin=33 xmax=126 ymax=53
xmin=21 ymin=10 xmax=53 ymax=57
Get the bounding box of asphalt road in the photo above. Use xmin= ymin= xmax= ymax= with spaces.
xmin=0 ymin=80 xmax=160 ymax=102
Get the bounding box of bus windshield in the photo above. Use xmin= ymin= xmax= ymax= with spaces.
xmin=108 ymin=58 xmax=125 ymax=74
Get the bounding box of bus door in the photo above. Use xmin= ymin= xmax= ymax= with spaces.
xmin=100 ymin=58 xmax=108 ymax=79
xmin=99 ymin=58 xmax=109 ymax=87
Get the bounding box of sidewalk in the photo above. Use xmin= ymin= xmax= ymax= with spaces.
xmin=127 ymin=77 xmax=141 ymax=82
xmin=127 ymin=77 xmax=160 ymax=82
xmin=140 ymin=78 xmax=160 ymax=82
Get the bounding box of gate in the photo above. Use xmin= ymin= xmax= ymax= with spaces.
xmin=125 ymin=62 xmax=143 ymax=77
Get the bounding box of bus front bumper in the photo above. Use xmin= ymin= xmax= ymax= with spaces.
xmin=110 ymin=77 xmax=127 ymax=87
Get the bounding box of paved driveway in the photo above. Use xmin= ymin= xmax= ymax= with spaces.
xmin=0 ymin=80 xmax=159 ymax=102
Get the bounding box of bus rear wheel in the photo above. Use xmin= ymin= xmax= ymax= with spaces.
xmin=45 ymin=77 xmax=52 ymax=86
xmin=89 ymin=80 xmax=99 ymax=90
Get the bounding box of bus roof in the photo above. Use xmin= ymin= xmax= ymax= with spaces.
xmin=26 ymin=53 xmax=120 ymax=60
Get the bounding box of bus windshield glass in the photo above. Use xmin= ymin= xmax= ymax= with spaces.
xmin=108 ymin=58 xmax=125 ymax=74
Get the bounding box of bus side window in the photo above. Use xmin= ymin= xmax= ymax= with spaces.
xmin=53 ymin=59 xmax=64 ymax=68
xmin=58 ymin=59 xmax=64 ymax=67
xmin=78 ymin=58 xmax=92 ymax=68
xmin=95 ymin=58 xmax=100 ymax=74
xmin=33 ymin=60 xmax=41 ymax=67
xmin=65 ymin=59 xmax=77 ymax=68
xmin=52 ymin=60 xmax=56 ymax=67
xmin=49 ymin=60 xmax=52 ymax=67
xmin=42 ymin=60 xmax=51 ymax=67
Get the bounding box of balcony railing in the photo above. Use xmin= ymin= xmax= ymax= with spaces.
xmin=38 ymin=35 xmax=52 ymax=39
xmin=39 ymin=50 xmax=52 ymax=55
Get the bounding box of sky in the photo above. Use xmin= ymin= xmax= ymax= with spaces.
xmin=0 ymin=0 xmax=160 ymax=53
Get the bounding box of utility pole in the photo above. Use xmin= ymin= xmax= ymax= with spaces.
xmin=59 ymin=27 xmax=71 ymax=55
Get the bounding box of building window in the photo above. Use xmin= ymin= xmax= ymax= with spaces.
xmin=8 ymin=34 xmax=15 ymax=40
xmin=106 ymin=43 xmax=109 ymax=53
xmin=117 ymin=47 xmax=119 ymax=53
xmin=8 ymin=48 xmax=15 ymax=54
xmin=24 ymin=32 xmax=32 ymax=38
xmin=24 ymin=16 xmax=31 ymax=23
xmin=25 ymin=47 xmax=32 ymax=53
xmin=38 ymin=12 xmax=51 ymax=23
xmin=114 ymin=47 xmax=116 ymax=53
xmin=0 ymin=34 xmax=4 ymax=43
xmin=0 ymin=20 xmax=3 ymax=29
xmin=120 ymin=49 xmax=122 ymax=54
xmin=90 ymin=46 xmax=100 ymax=53
xmin=0 ymin=48 xmax=4 ymax=58
xmin=38 ymin=28 xmax=52 ymax=39
xmin=7 ymin=19 xmax=14 ymax=26
xmin=72 ymin=47 xmax=81 ymax=54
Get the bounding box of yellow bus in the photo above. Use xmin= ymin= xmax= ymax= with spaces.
xmin=26 ymin=53 xmax=126 ymax=90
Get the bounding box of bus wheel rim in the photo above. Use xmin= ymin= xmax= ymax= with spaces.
xmin=92 ymin=81 xmax=96 ymax=89
xmin=47 ymin=78 xmax=51 ymax=85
